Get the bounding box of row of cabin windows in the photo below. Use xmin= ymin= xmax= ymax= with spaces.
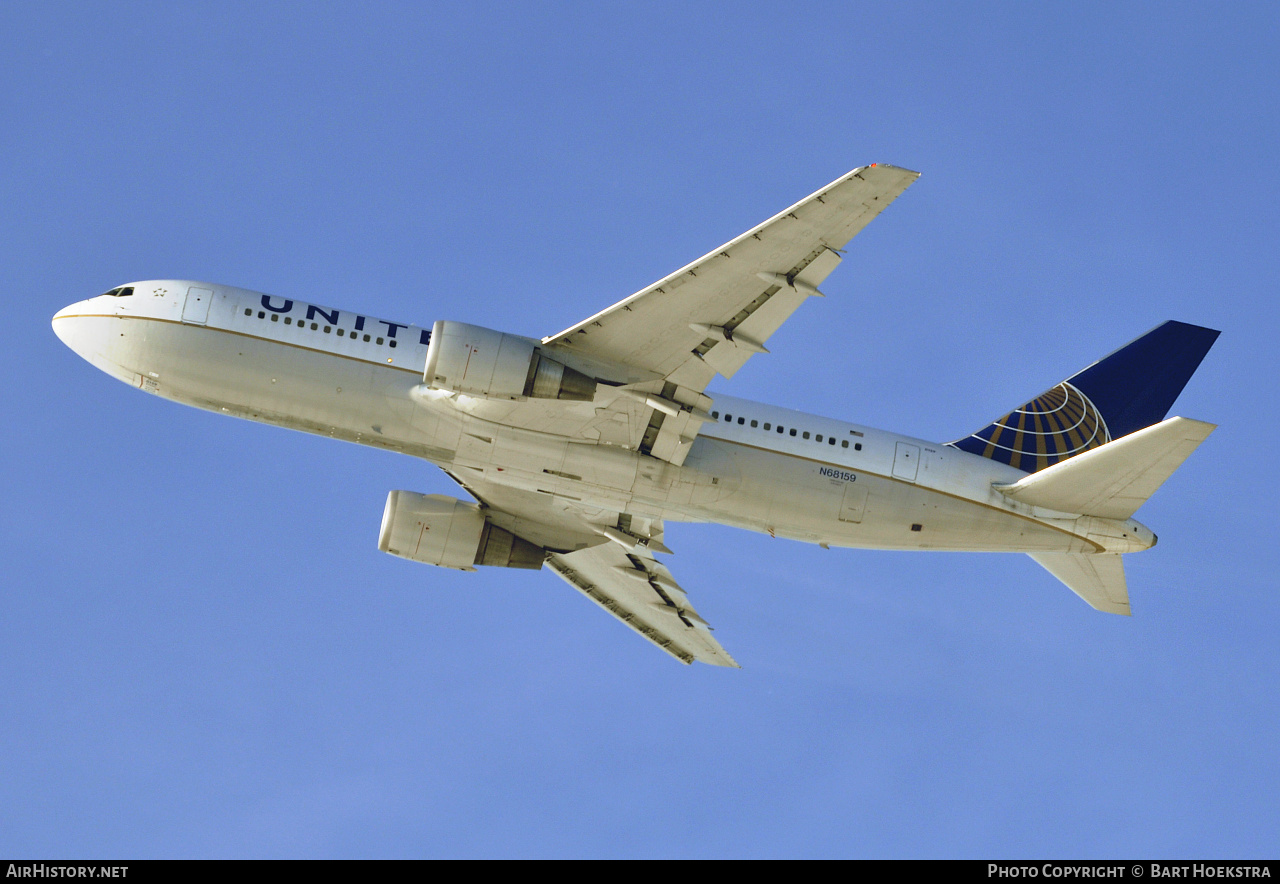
xmin=710 ymin=411 xmax=864 ymax=451
xmin=245 ymin=307 xmax=396 ymax=347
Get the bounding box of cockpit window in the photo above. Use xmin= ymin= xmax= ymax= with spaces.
xmin=101 ymin=286 xmax=134 ymax=297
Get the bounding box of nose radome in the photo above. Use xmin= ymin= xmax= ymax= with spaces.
xmin=52 ymin=299 xmax=98 ymax=357
xmin=52 ymin=303 xmax=79 ymax=346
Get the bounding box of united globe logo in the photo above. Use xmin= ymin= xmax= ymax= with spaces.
xmin=954 ymin=382 xmax=1110 ymax=473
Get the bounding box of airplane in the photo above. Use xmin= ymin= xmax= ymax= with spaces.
xmin=52 ymin=164 xmax=1219 ymax=668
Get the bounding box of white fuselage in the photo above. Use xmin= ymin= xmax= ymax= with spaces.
xmin=52 ymin=281 xmax=1155 ymax=557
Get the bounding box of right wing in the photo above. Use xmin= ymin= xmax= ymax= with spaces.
xmin=543 ymin=163 xmax=920 ymax=392
xmin=441 ymin=165 xmax=918 ymax=468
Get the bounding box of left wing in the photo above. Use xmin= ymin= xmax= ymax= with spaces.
xmin=547 ymin=543 xmax=739 ymax=667
xmin=458 ymin=475 xmax=738 ymax=667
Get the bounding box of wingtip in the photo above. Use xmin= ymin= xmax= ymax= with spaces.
xmin=862 ymin=163 xmax=921 ymax=178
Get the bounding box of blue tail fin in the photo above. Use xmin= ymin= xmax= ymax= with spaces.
xmin=950 ymin=320 xmax=1219 ymax=473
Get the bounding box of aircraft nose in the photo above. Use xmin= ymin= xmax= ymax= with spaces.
xmin=52 ymin=300 xmax=96 ymax=358
xmin=52 ymin=303 xmax=76 ymax=343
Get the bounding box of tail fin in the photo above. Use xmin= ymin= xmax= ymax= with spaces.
xmin=995 ymin=417 xmax=1216 ymax=519
xmin=951 ymin=321 xmax=1219 ymax=473
xmin=1029 ymin=553 xmax=1130 ymax=615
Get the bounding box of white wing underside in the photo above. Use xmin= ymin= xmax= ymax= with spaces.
xmin=457 ymin=474 xmax=736 ymax=666
xmin=547 ymin=544 xmax=739 ymax=667
xmin=473 ymin=164 xmax=919 ymax=467
xmin=544 ymin=163 xmax=920 ymax=389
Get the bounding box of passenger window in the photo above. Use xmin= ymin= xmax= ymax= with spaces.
xmin=802 ymin=431 xmax=810 ymax=440
xmin=855 ymin=443 xmax=862 ymax=451
xmin=763 ymin=423 xmax=771 ymax=430
xmin=737 ymin=417 xmax=745 ymax=425
xmin=285 ymin=317 xmax=292 ymax=325
xmin=789 ymin=429 xmax=797 ymax=437
xmin=363 ymin=334 xmax=371 ymax=342
xmin=828 ymin=437 xmax=836 ymax=445
xmin=842 ymin=440 xmax=849 ymax=448
xmin=777 ymin=426 xmax=784 ymax=433
xmin=724 ymin=414 xmax=732 ymax=422
xmin=390 ymin=340 xmax=397 ymax=348
xmin=244 ymin=308 xmax=251 ymax=316
xmin=816 ymin=434 xmax=823 ymax=442
xmin=271 ymin=314 xmax=278 ymax=322
xmin=376 ymin=337 xmax=384 ymax=345
xmin=750 ymin=420 xmax=757 ymax=428
xmin=337 ymin=328 xmax=345 ymax=336
xmin=258 ymin=311 xmax=265 ymax=319
xmin=711 ymin=411 xmax=719 ymax=419
xmin=311 ymin=322 xmax=318 ymax=330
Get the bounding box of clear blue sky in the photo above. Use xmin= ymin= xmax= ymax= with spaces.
xmin=3 ymin=2 xmax=1277 ymax=858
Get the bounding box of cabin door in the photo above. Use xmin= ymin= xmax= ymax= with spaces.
xmin=892 ymin=442 xmax=920 ymax=482
xmin=182 ymin=286 xmax=213 ymax=325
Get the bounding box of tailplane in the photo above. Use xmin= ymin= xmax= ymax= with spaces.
xmin=951 ymin=320 xmax=1219 ymax=473
xmin=994 ymin=417 xmax=1216 ymax=519
xmin=1029 ymin=553 xmax=1130 ymax=615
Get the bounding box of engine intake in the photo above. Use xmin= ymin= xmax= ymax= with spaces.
xmin=423 ymin=320 xmax=596 ymax=401
xmin=378 ymin=491 xmax=544 ymax=570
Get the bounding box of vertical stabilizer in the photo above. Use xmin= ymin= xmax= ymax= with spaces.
xmin=1029 ymin=553 xmax=1130 ymax=615
xmin=952 ymin=321 xmax=1219 ymax=473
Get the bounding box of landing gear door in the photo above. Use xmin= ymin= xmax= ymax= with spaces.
xmin=893 ymin=442 xmax=920 ymax=482
xmin=182 ymin=286 xmax=214 ymax=325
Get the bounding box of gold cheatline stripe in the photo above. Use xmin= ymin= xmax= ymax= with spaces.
xmin=54 ymin=313 xmax=425 ymax=376
xmin=710 ymin=434 xmax=1105 ymax=552
xmin=63 ymin=314 xmax=1103 ymax=553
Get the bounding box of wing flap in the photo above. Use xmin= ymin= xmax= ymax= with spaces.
xmin=547 ymin=544 xmax=740 ymax=668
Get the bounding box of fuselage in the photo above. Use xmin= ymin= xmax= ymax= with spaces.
xmin=52 ymin=280 xmax=1156 ymax=556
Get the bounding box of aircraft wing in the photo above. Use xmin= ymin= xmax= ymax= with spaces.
xmin=547 ymin=543 xmax=739 ymax=668
xmin=456 ymin=474 xmax=738 ymax=667
xmin=543 ymin=164 xmax=919 ymax=393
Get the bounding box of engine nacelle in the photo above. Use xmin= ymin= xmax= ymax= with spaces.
xmin=378 ymin=491 xmax=545 ymax=570
xmin=423 ymin=320 xmax=596 ymax=401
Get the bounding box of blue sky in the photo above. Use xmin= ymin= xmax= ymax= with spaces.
xmin=3 ymin=2 xmax=1277 ymax=858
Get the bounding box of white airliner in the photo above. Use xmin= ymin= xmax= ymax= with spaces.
xmin=54 ymin=165 xmax=1219 ymax=667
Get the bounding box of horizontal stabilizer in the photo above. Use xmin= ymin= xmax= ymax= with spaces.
xmin=1029 ymin=552 xmax=1130 ymax=615
xmin=994 ymin=417 xmax=1215 ymax=519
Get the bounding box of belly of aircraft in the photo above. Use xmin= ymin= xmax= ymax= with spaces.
xmin=671 ymin=437 xmax=1079 ymax=554
xmin=101 ymin=316 xmax=457 ymax=461
xmin=104 ymin=316 xmax=1078 ymax=555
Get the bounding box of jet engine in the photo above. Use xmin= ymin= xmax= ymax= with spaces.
xmin=423 ymin=320 xmax=597 ymax=401
xmin=378 ymin=491 xmax=545 ymax=570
